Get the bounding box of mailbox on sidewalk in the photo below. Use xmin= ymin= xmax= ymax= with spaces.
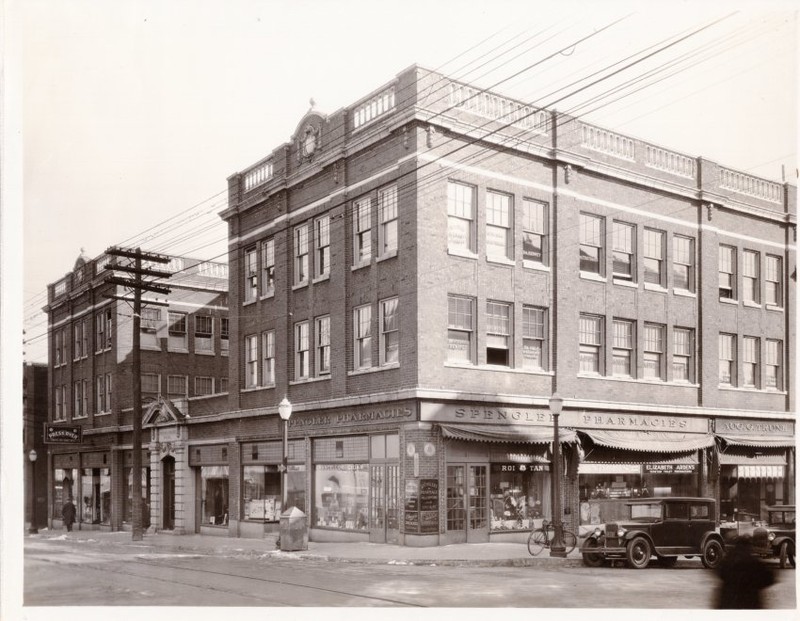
xmin=279 ymin=506 xmax=308 ymax=551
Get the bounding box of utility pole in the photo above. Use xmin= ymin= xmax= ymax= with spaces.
xmin=104 ymin=247 xmax=171 ymax=541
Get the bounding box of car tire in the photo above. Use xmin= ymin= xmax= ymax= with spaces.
xmin=626 ymin=536 xmax=651 ymax=569
xmin=701 ymin=539 xmax=724 ymax=569
xmin=582 ymin=538 xmax=605 ymax=568
xmin=657 ymin=555 xmax=678 ymax=568
xmin=779 ymin=541 xmax=795 ymax=569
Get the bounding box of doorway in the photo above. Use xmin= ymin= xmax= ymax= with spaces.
xmin=162 ymin=457 xmax=175 ymax=530
xmin=369 ymin=464 xmax=399 ymax=543
xmin=446 ymin=464 xmax=488 ymax=543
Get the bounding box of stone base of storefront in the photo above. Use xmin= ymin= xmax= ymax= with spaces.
xmin=489 ymin=531 xmax=530 ymax=544
xmin=309 ymin=528 xmax=370 ymax=543
xmin=401 ymin=533 xmax=441 ymax=547
xmin=239 ymin=520 xmax=280 ymax=539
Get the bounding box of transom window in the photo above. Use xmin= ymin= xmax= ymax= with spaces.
xmin=486 ymin=191 xmax=512 ymax=261
xmin=486 ymin=301 xmax=511 ymax=366
xmin=612 ymin=222 xmax=635 ymax=281
xmin=579 ymin=213 xmax=604 ymax=275
xmin=522 ymin=199 xmax=547 ymax=265
xmin=447 ymin=181 xmax=476 ymax=253
xmin=447 ymin=295 xmax=475 ymax=364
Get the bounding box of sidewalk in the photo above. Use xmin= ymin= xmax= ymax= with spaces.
xmin=27 ymin=528 xmax=585 ymax=567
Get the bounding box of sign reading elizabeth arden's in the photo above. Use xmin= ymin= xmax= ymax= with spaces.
xmin=44 ymin=424 xmax=82 ymax=444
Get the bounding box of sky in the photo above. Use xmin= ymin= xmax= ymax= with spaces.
xmin=2 ymin=2 xmax=798 ymax=616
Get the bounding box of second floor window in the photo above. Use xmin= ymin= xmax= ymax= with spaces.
xmin=579 ymin=314 xmax=603 ymax=374
xmin=168 ymin=312 xmax=187 ymax=350
xmin=719 ymin=245 xmax=736 ymax=300
xmin=743 ymin=336 xmax=759 ymax=388
xmin=673 ymin=328 xmax=694 ymax=383
xmin=221 ymin=318 xmax=230 ymax=355
xmin=294 ymin=224 xmax=309 ymax=285
xmin=295 ymin=321 xmax=310 ymax=380
xmin=73 ymin=321 xmax=83 ymax=360
xmin=244 ymin=247 xmax=258 ymax=303
xmin=766 ymin=339 xmax=782 ymax=390
xmin=261 ymin=238 xmax=275 ymax=297
xmin=579 ymin=214 xmax=604 ymax=275
xmin=612 ymin=222 xmax=635 ymax=281
xmin=522 ymin=199 xmax=547 ymax=265
xmin=612 ymin=319 xmax=634 ymax=377
xmin=195 ymin=376 xmax=214 ymax=396
xmin=522 ymin=306 xmax=546 ymax=371
xmin=55 ymin=329 xmax=64 ymax=366
xmin=447 ymin=181 xmax=475 ymax=253
xmin=315 ymin=216 xmax=330 ymax=278
xmin=380 ymin=298 xmax=399 ymax=365
xmin=354 ymin=305 xmax=372 ymax=370
xmin=447 ymin=295 xmax=474 ymax=364
xmin=96 ymin=375 xmax=105 ymax=413
xmin=719 ymin=333 xmax=736 ymax=386
xmin=316 ymin=316 xmax=330 ymax=376
xmin=262 ymin=330 xmax=275 ymax=385
xmin=765 ymin=255 xmax=782 ymax=307
xmin=743 ymin=250 xmax=760 ymax=304
xmin=141 ymin=373 xmax=160 ymax=403
xmin=195 ymin=315 xmax=214 ymax=353
xmin=140 ymin=308 xmax=160 ymax=349
xmin=643 ymin=229 xmax=665 ymax=286
xmin=643 ymin=323 xmax=665 ymax=380
xmin=54 ymin=386 xmax=66 ymax=421
xmin=245 ymin=335 xmax=258 ymax=388
xmin=378 ymin=185 xmax=398 ymax=256
xmin=486 ymin=191 xmax=512 ymax=261
xmin=486 ymin=301 xmax=511 ymax=366
xmin=673 ymin=235 xmax=695 ymax=292
xmin=168 ymin=375 xmax=188 ymax=401
xmin=354 ymin=198 xmax=372 ymax=265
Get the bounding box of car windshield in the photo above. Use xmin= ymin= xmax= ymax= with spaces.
xmin=629 ymin=503 xmax=662 ymax=522
xmin=769 ymin=510 xmax=795 ymax=526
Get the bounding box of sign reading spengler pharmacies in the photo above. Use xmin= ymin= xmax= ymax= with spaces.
xmin=44 ymin=424 xmax=82 ymax=444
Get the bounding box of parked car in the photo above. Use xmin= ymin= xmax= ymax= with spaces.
xmin=581 ymin=497 xmax=725 ymax=569
xmin=721 ymin=505 xmax=795 ymax=569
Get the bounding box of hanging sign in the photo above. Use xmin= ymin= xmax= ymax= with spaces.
xmin=43 ymin=424 xmax=82 ymax=444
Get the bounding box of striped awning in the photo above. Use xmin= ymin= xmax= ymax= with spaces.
xmin=738 ymin=466 xmax=784 ymax=479
xmin=718 ymin=451 xmax=787 ymax=466
xmin=439 ymin=423 xmax=576 ymax=444
xmin=580 ymin=430 xmax=714 ymax=452
xmin=717 ymin=434 xmax=795 ymax=449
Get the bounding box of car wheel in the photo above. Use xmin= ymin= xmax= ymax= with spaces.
xmin=701 ymin=539 xmax=724 ymax=569
xmin=657 ymin=555 xmax=678 ymax=568
xmin=779 ymin=541 xmax=795 ymax=569
xmin=626 ymin=536 xmax=651 ymax=569
xmin=582 ymin=538 xmax=605 ymax=568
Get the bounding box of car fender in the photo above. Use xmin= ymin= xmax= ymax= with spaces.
xmin=700 ymin=531 xmax=724 ymax=549
xmin=622 ymin=530 xmax=654 ymax=547
xmin=771 ymin=535 xmax=794 ymax=548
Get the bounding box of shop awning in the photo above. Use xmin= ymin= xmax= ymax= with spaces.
xmin=717 ymin=434 xmax=795 ymax=449
xmin=718 ymin=451 xmax=787 ymax=466
xmin=439 ymin=423 xmax=576 ymax=444
xmin=737 ymin=466 xmax=784 ymax=479
xmin=579 ymin=430 xmax=714 ymax=452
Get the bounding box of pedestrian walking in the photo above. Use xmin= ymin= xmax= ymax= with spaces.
xmin=62 ymin=497 xmax=76 ymax=532
xmin=715 ymin=535 xmax=774 ymax=609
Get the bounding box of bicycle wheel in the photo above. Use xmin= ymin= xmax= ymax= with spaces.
xmin=563 ymin=530 xmax=577 ymax=554
xmin=527 ymin=528 xmax=548 ymax=556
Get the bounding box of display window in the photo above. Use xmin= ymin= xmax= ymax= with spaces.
xmin=200 ymin=466 xmax=229 ymax=526
xmin=123 ymin=467 xmax=151 ymax=527
xmin=489 ymin=464 xmax=551 ymax=531
xmin=80 ymin=468 xmax=111 ymax=525
xmin=53 ymin=468 xmax=77 ymax=516
xmin=314 ymin=464 xmax=369 ymax=530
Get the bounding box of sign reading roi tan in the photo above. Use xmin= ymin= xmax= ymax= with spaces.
xmin=43 ymin=424 xmax=82 ymax=444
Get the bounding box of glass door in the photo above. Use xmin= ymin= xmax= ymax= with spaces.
xmin=467 ymin=465 xmax=488 ymax=542
xmin=446 ymin=464 xmax=488 ymax=543
xmin=369 ymin=464 xmax=399 ymax=543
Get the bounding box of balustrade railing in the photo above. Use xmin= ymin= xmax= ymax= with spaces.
xmin=720 ymin=167 xmax=783 ymax=203
xmin=581 ymin=123 xmax=635 ymax=160
xmin=449 ymin=83 xmax=548 ymax=133
xmin=645 ymin=145 xmax=696 ymax=179
xmin=353 ymin=86 xmax=396 ymax=130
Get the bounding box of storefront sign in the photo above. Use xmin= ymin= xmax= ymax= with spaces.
xmin=490 ymin=463 xmax=550 ymax=473
xmin=289 ymin=405 xmax=414 ymax=430
xmin=421 ymin=403 xmax=551 ymax=426
xmin=43 ymin=424 xmax=82 ymax=444
xmin=644 ymin=463 xmax=696 ymax=474
xmin=716 ymin=418 xmax=794 ymax=436
xmin=562 ymin=412 xmax=708 ymax=434
xmin=404 ymin=478 xmax=439 ymax=534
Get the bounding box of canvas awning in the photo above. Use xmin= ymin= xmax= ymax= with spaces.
xmin=718 ymin=450 xmax=787 ymax=466
xmin=579 ymin=430 xmax=714 ymax=452
xmin=717 ymin=434 xmax=795 ymax=449
xmin=439 ymin=423 xmax=576 ymax=444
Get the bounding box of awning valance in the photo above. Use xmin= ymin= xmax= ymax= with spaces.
xmin=580 ymin=430 xmax=714 ymax=452
xmin=439 ymin=423 xmax=576 ymax=444
xmin=717 ymin=434 xmax=795 ymax=449
xmin=737 ymin=466 xmax=784 ymax=479
xmin=718 ymin=450 xmax=787 ymax=466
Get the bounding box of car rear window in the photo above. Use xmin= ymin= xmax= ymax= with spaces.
xmin=690 ymin=504 xmax=710 ymax=519
xmin=665 ymin=502 xmax=688 ymax=519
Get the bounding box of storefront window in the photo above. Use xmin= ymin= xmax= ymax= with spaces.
xmin=80 ymin=468 xmax=111 ymax=525
xmin=200 ymin=466 xmax=229 ymax=526
xmin=53 ymin=468 xmax=76 ymax=516
xmin=243 ymin=465 xmax=280 ymax=521
xmin=314 ymin=464 xmax=369 ymax=530
xmin=489 ymin=464 xmax=551 ymax=531
xmin=123 ymin=467 xmax=151 ymax=527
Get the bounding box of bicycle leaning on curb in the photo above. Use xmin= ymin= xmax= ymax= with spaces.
xmin=527 ymin=519 xmax=578 ymax=556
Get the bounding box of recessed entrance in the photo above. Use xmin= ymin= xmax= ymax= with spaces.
xmin=162 ymin=456 xmax=175 ymax=530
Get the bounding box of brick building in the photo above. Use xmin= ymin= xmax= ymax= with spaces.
xmin=44 ymin=250 xmax=229 ymax=532
xmin=24 ymin=362 xmax=48 ymax=531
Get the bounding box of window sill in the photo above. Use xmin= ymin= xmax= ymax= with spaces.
xmin=613 ymin=279 xmax=638 ymax=289
xmin=95 ymin=411 xmax=111 ymax=416
xmin=140 ymin=346 xmax=162 ymax=351
xmin=448 ymin=248 xmax=478 ymax=261
xmin=312 ymin=274 xmax=330 ymax=284
xmin=168 ymin=348 xmax=189 ymax=354
xmin=486 ymin=256 xmax=515 ymax=267
xmin=351 ymin=260 xmax=371 ymax=272
xmin=72 ymin=415 xmax=88 ymax=420
xmin=292 ymin=281 xmax=309 ymax=291
xmin=577 ymin=372 xmax=605 ymax=379
xmin=719 ymin=298 xmax=738 ymax=306
xmin=377 ymin=250 xmax=398 ymax=263
xmin=743 ymin=301 xmax=762 ymax=309
xmin=643 ymin=283 xmax=668 ymax=294
xmin=347 ymin=365 xmax=398 ymax=377
xmin=579 ymin=272 xmax=606 ymax=283
xmin=765 ymin=304 xmax=784 ymax=313
xmin=260 ymin=292 xmax=275 ymax=301
xmin=289 ymin=376 xmax=330 ymax=386
xmin=717 ymin=385 xmax=787 ymax=395
xmin=443 ymin=362 xmax=554 ymax=376
xmin=243 ymin=299 xmax=257 ymax=307
xmin=195 ymin=350 xmax=216 ymax=356
xmin=522 ymin=260 xmax=550 ymax=272
xmin=673 ymin=289 xmax=696 ymax=298
xmin=241 ymin=385 xmax=274 ymax=393
xmin=606 ymin=375 xmax=699 ymax=388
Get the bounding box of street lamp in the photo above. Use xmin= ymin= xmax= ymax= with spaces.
xmin=549 ymin=393 xmax=566 ymax=558
xmin=28 ymin=449 xmax=38 ymax=534
xmin=278 ymin=397 xmax=293 ymax=512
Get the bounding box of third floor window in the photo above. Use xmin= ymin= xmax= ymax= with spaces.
xmin=765 ymin=255 xmax=783 ymax=307
xmin=579 ymin=213 xmax=604 ymax=275
xmin=522 ymin=199 xmax=547 ymax=265
xmin=447 ymin=181 xmax=476 ymax=254
xmin=719 ymin=245 xmax=736 ymax=300
xmin=486 ymin=191 xmax=512 ymax=261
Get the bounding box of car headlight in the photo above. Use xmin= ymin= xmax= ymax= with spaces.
xmin=593 ymin=528 xmax=602 ymax=538
xmin=768 ymin=532 xmax=776 ymax=541
xmin=617 ymin=527 xmax=627 ymax=537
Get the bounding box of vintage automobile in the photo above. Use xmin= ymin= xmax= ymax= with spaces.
xmin=721 ymin=505 xmax=795 ymax=569
xmin=581 ymin=497 xmax=725 ymax=569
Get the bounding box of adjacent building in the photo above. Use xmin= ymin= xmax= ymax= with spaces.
xmin=44 ymin=250 xmax=229 ymax=532
xmin=24 ymin=362 xmax=48 ymax=530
